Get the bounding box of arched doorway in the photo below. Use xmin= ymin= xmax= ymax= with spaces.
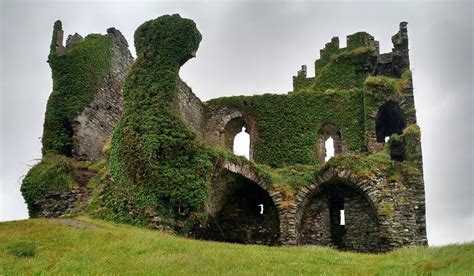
xmin=375 ymin=101 xmax=406 ymax=143
xmin=193 ymin=172 xmax=280 ymax=245
xmin=299 ymin=179 xmax=381 ymax=252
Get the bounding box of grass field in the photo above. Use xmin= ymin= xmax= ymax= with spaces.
xmin=1 ymin=217 xmax=472 ymax=275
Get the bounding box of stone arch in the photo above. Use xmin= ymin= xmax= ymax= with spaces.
xmin=223 ymin=116 xmax=256 ymax=160
xmin=316 ymin=123 xmax=345 ymax=163
xmin=294 ymin=170 xmax=382 ymax=252
xmin=193 ymin=161 xmax=282 ymax=245
xmin=375 ymin=100 xmax=406 ymax=143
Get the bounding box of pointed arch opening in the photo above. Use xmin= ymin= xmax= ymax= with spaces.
xmin=298 ymin=179 xmax=381 ymax=252
xmin=375 ymin=101 xmax=406 ymax=143
xmin=193 ymin=171 xmax=280 ymax=245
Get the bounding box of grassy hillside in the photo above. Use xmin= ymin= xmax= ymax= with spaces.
xmin=1 ymin=217 xmax=472 ymax=275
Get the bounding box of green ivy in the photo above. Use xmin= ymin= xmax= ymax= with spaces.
xmin=208 ymin=88 xmax=366 ymax=167
xmin=312 ymin=47 xmax=376 ymax=91
xmin=101 ymin=15 xmax=212 ymax=230
xmin=42 ymin=20 xmax=112 ymax=155
xmin=20 ymin=154 xmax=78 ymax=216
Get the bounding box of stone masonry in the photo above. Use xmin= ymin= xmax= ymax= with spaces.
xmin=72 ymin=28 xmax=134 ymax=161
xmin=50 ymin=21 xmax=426 ymax=253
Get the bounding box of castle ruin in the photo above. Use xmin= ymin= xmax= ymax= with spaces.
xmin=21 ymin=15 xmax=427 ymax=253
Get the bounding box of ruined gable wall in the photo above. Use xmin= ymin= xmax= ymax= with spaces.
xmin=72 ymin=28 xmax=134 ymax=161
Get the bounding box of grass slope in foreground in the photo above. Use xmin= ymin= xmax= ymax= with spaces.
xmin=1 ymin=217 xmax=472 ymax=275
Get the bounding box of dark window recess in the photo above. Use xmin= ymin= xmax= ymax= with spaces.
xmin=375 ymin=101 xmax=406 ymax=143
xmin=390 ymin=139 xmax=406 ymax=162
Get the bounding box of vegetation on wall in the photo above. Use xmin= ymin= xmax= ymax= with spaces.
xmin=312 ymin=47 xmax=376 ymax=91
xmin=42 ymin=20 xmax=112 ymax=156
xmin=207 ymin=42 xmax=387 ymax=168
xmin=100 ymin=15 xmax=213 ymax=231
xmin=208 ymin=89 xmax=366 ymax=167
xmin=20 ymin=16 xmax=425 ymax=250
xmin=21 ymin=154 xmax=78 ymax=215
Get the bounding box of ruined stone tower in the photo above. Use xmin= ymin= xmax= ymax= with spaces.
xmin=22 ymin=16 xmax=426 ymax=253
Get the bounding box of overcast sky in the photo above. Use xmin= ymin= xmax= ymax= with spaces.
xmin=1 ymin=0 xmax=472 ymax=246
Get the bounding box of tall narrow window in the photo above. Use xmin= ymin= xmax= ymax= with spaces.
xmin=340 ymin=209 xmax=345 ymax=225
xmin=233 ymin=127 xmax=250 ymax=159
xmin=325 ymin=137 xmax=335 ymax=162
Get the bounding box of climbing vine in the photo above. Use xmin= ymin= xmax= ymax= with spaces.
xmin=100 ymin=15 xmax=213 ymax=230
xmin=42 ymin=20 xmax=112 ymax=156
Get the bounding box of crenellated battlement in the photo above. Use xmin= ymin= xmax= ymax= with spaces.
xmin=294 ymin=22 xmax=410 ymax=91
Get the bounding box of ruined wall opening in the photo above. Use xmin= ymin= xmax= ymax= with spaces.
xmin=299 ymin=180 xmax=381 ymax=252
xmin=233 ymin=127 xmax=250 ymax=159
xmin=324 ymin=137 xmax=335 ymax=161
xmin=224 ymin=117 xmax=252 ymax=159
xmin=390 ymin=139 xmax=406 ymax=161
xmin=375 ymin=101 xmax=406 ymax=143
xmin=317 ymin=123 xmax=343 ymax=163
xmin=193 ymin=173 xmax=280 ymax=245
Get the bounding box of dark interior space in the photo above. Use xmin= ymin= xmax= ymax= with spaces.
xmin=375 ymin=101 xmax=406 ymax=143
xmin=193 ymin=174 xmax=280 ymax=245
xmin=299 ymin=181 xmax=381 ymax=252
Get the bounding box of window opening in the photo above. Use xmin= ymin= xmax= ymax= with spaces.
xmin=325 ymin=137 xmax=335 ymax=162
xmin=233 ymin=126 xmax=250 ymax=159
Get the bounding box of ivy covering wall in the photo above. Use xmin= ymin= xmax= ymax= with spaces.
xmin=42 ymin=20 xmax=112 ymax=156
xmin=208 ymin=89 xmax=366 ymax=167
xmin=21 ymin=20 xmax=113 ymax=216
xmin=99 ymin=15 xmax=213 ymax=231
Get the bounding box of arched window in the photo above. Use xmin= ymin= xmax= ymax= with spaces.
xmin=375 ymin=101 xmax=406 ymax=143
xmin=233 ymin=126 xmax=250 ymax=159
xmin=224 ymin=117 xmax=253 ymax=160
xmin=317 ymin=123 xmax=343 ymax=163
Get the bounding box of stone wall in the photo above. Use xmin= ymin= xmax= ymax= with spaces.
xmin=299 ymin=182 xmax=381 ymax=252
xmin=32 ymin=188 xmax=91 ymax=218
xmin=56 ymin=20 xmax=426 ymax=253
xmin=175 ymin=77 xmax=259 ymax=159
xmin=291 ymin=167 xmax=427 ymax=252
xmin=72 ymin=28 xmax=133 ymax=161
xmin=176 ymin=78 xmax=205 ymax=138
xmin=193 ymin=171 xmax=280 ymax=245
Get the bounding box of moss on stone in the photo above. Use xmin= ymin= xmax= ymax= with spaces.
xmin=102 ymin=15 xmax=212 ymax=230
xmin=313 ymin=47 xmax=376 ymax=91
xmin=42 ymin=21 xmax=113 ymax=156
xmin=260 ymin=164 xmax=318 ymax=193
xmin=208 ymin=88 xmax=366 ymax=167
xmin=21 ymin=154 xmax=78 ymax=215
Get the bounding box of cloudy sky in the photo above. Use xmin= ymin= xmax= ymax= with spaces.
xmin=0 ymin=0 xmax=472 ymax=246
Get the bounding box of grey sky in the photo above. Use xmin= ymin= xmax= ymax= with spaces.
xmin=1 ymin=0 xmax=472 ymax=246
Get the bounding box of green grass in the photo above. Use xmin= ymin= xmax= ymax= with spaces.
xmin=1 ymin=218 xmax=472 ymax=275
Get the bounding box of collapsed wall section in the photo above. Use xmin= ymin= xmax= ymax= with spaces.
xmin=293 ymin=22 xmax=409 ymax=92
xmin=42 ymin=20 xmax=133 ymax=161
xmin=72 ymin=28 xmax=134 ymax=161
